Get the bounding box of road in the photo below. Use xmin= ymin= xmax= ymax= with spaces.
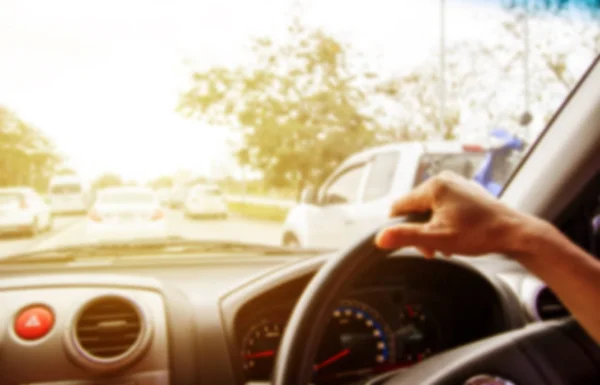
xmin=0 ymin=210 xmax=284 ymax=259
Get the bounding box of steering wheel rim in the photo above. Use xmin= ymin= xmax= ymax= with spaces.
xmin=271 ymin=213 xmax=431 ymax=385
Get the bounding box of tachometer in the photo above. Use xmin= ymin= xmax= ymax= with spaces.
xmin=241 ymin=319 xmax=284 ymax=380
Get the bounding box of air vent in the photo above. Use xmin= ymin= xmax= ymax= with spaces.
xmin=535 ymin=288 xmax=569 ymax=320
xmin=67 ymin=295 xmax=152 ymax=372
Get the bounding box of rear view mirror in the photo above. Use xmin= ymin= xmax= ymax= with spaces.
xmin=300 ymin=186 xmax=316 ymax=204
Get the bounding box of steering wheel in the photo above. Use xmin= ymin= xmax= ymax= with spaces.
xmin=271 ymin=214 xmax=600 ymax=385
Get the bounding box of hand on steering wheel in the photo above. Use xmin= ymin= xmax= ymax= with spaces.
xmin=376 ymin=171 xmax=541 ymax=260
xmin=270 ymin=172 xmax=599 ymax=385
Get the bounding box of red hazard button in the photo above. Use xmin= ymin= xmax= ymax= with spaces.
xmin=14 ymin=305 xmax=54 ymax=340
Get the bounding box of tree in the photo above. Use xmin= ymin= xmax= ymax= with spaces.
xmin=501 ymin=0 xmax=599 ymax=90
xmin=376 ymin=1 xmax=599 ymax=141
xmin=55 ymin=167 xmax=78 ymax=176
xmin=92 ymin=173 xmax=123 ymax=190
xmin=148 ymin=175 xmax=173 ymax=189
xmin=0 ymin=106 xmax=62 ymax=191
xmin=179 ymin=19 xmax=386 ymax=199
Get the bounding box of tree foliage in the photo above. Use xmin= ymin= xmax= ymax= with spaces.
xmin=179 ymin=5 xmax=599 ymax=196
xmin=179 ymin=20 xmax=386 ymax=196
xmin=503 ymin=0 xmax=600 ymax=13
xmin=0 ymin=106 xmax=62 ymax=191
xmin=376 ymin=2 xmax=599 ymax=139
xmin=92 ymin=173 xmax=123 ymax=190
xmin=148 ymin=175 xmax=173 ymax=189
xmin=55 ymin=167 xmax=78 ymax=176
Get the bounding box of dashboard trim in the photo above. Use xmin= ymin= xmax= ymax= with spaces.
xmin=520 ymin=275 xmax=550 ymax=322
xmin=0 ymin=273 xmax=198 ymax=385
xmin=0 ymin=273 xmax=164 ymax=292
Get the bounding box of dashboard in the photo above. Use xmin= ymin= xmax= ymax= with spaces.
xmin=0 ymin=252 xmax=567 ymax=385
xmin=229 ymin=257 xmax=511 ymax=385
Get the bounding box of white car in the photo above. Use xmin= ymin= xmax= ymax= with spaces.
xmin=156 ymin=187 xmax=171 ymax=206
xmin=0 ymin=187 xmax=53 ymax=236
xmin=282 ymin=141 xmax=487 ymax=249
xmin=184 ymin=185 xmax=228 ymax=219
xmin=48 ymin=175 xmax=87 ymax=215
xmin=85 ymin=187 xmax=167 ymax=243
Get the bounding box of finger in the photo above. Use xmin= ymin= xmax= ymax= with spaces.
xmin=375 ymin=223 xmax=445 ymax=250
xmin=416 ymin=246 xmax=436 ymax=259
xmin=390 ymin=182 xmax=435 ymax=217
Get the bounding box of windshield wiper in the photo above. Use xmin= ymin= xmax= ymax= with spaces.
xmin=0 ymin=236 xmax=325 ymax=264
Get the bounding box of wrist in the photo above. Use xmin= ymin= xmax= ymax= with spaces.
xmin=505 ymin=214 xmax=557 ymax=263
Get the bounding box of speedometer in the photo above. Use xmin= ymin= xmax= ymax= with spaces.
xmin=314 ymin=300 xmax=395 ymax=384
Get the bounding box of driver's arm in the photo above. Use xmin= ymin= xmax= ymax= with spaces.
xmin=375 ymin=171 xmax=600 ymax=344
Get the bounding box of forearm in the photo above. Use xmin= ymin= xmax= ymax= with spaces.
xmin=514 ymin=216 xmax=600 ymax=343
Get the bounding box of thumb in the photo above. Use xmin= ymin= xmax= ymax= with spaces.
xmin=375 ymin=223 xmax=442 ymax=250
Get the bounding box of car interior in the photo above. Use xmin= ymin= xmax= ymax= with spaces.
xmin=0 ymin=45 xmax=599 ymax=385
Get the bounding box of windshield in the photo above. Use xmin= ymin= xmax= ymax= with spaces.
xmin=0 ymin=0 xmax=598 ymax=257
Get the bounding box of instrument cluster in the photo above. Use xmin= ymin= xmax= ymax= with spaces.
xmin=238 ymin=287 xmax=457 ymax=385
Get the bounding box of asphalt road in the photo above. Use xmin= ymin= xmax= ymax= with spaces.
xmin=0 ymin=210 xmax=284 ymax=259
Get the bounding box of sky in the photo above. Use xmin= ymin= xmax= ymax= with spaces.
xmin=0 ymin=0 xmax=595 ymax=183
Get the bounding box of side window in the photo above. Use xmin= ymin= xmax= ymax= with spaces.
xmin=363 ymin=152 xmax=400 ymax=201
xmin=490 ymin=149 xmax=523 ymax=186
xmin=321 ymin=164 xmax=365 ymax=205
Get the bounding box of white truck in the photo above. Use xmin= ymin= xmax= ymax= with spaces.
xmin=281 ymin=140 xmax=496 ymax=249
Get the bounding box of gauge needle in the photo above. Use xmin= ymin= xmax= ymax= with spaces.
xmin=245 ymin=350 xmax=275 ymax=359
xmin=314 ymin=348 xmax=351 ymax=371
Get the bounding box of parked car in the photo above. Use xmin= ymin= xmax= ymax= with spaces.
xmin=0 ymin=187 xmax=53 ymax=236
xmin=85 ymin=187 xmax=167 ymax=243
xmin=48 ymin=175 xmax=87 ymax=215
xmin=184 ymin=184 xmax=228 ymax=219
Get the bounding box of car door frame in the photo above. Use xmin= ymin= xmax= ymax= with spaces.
xmin=352 ymin=149 xmax=404 ymax=238
xmin=311 ymin=161 xmax=370 ymax=248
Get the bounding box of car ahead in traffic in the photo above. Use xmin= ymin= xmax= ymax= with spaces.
xmin=48 ymin=175 xmax=88 ymax=215
xmin=281 ymin=136 xmax=523 ymax=249
xmin=168 ymin=183 xmax=193 ymax=209
xmin=0 ymin=187 xmax=53 ymax=236
xmin=85 ymin=187 xmax=167 ymax=243
xmin=183 ymin=184 xmax=228 ymax=219
xmin=155 ymin=187 xmax=171 ymax=206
